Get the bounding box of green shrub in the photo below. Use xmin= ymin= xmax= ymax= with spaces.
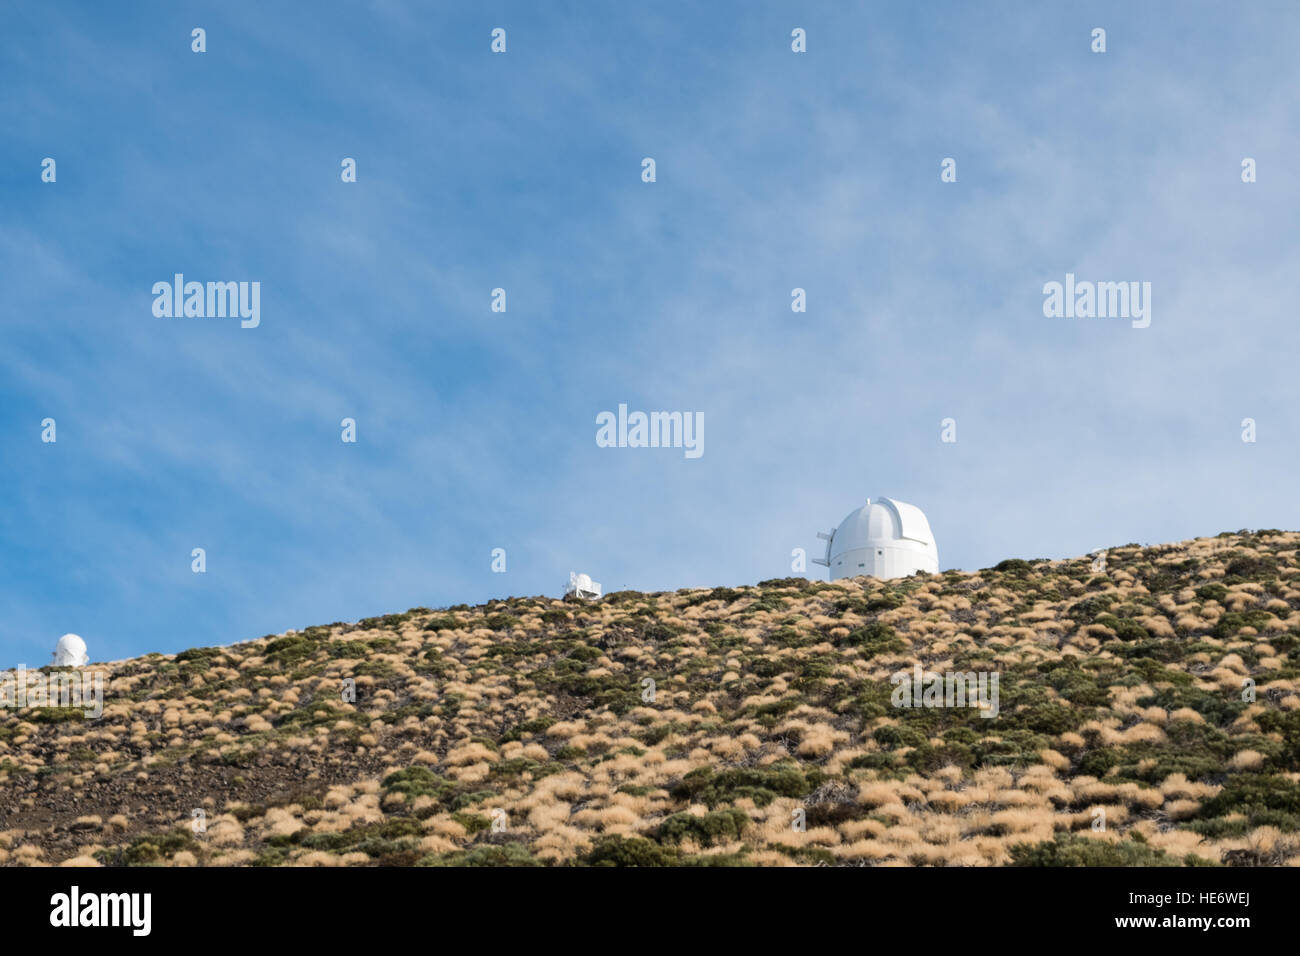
xmin=864 ymin=592 xmax=904 ymax=612
xmin=1198 ymin=775 xmax=1300 ymax=820
xmin=420 ymin=843 xmax=542 ymax=867
xmin=452 ymin=812 xmax=491 ymax=834
xmin=1224 ymin=556 xmax=1277 ymax=581
xmin=110 ymin=828 xmax=201 ymax=866
xmin=265 ymin=635 xmax=319 ymax=665
xmin=26 ymin=708 xmax=85 ymax=724
xmin=583 ymin=836 xmax=680 ymax=867
xmin=382 ymin=766 xmax=453 ymax=802
xmin=1102 ymin=616 xmax=1148 ymax=641
xmin=1195 ymin=583 xmax=1229 ymax=603
xmin=1009 ymin=833 xmax=1179 ymax=867
xmin=655 ymin=809 xmax=749 ymax=845
xmin=424 ymin=616 xmax=467 ymax=631
xmin=1066 ymin=596 xmax=1113 ymax=625
xmin=174 ymin=646 xmax=224 ymax=663
xmin=328 ymin=641 xmax=370 ymax=659
xmin=1212 ymin=610 xmax=1273 ymax=639
xmin=670 ymin=764 xmax=818 ymax=808
xmin=844 ymin=621 xmax=904 ymax=655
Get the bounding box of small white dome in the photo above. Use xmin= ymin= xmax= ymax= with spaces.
xmin=53 ymin=633 xmax=89 ymax=667
xmin=819 ymin=497 xmax=939 ymax=581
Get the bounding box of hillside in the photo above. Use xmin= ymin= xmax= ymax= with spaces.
xmin=3 ymin=531 xmax=1300 ymax=867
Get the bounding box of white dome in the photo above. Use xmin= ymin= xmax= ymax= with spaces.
xmin=53 ymin=633 xmax=89 ymax=667
xmin=565 ymin=571 xmax=602 ymax=600
xmin=818 ymin=497 xmax=938 ymax=581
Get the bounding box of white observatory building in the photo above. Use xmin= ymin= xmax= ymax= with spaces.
xmin=814 ymin=497 xmax=939 ymax=581
xmin=53 ymin=633 xmax=89 ymax=667
xmin=565 ymin=572 xmax=602 ymax=601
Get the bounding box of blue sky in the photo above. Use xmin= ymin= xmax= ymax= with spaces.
xmin=3 ymin=1 xmax=1298 ymax=666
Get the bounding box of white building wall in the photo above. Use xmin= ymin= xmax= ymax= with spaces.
xmin=830 ymin=541 xmax=939 ymax=580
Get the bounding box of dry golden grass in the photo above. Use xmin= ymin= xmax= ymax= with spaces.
xmin=3 ymin=532 xmax=1299 ymax=866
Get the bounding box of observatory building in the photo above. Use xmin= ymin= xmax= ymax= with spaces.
xmin=53 ymin=633 xmax=89 ymax=667
xmin=565 ymin=572 xmax=602 ymax=601
xmin=814 ymin=497 xmax=939 ymax=581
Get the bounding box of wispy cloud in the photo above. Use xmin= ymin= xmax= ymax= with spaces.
xmin=2 ymin=1 xmax=1297 ymax=665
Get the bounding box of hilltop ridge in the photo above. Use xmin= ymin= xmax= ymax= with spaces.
xmin=2 ymin=530 xmax=1299 ymax=867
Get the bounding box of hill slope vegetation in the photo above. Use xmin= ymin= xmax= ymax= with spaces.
xmin=3 ymin=531 xmax=1300 ymax=867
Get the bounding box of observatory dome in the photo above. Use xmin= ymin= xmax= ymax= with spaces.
xmin=53 ymin=633 xmax=89 ymax=667
xmin=814 ymin=497 xmax=938 ymax=581
xmin=565 ymin=571 xmax=602 ymax=601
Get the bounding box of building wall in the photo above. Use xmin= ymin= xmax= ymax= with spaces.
xmin=830 ymin=540 xmax=939 ymax=581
